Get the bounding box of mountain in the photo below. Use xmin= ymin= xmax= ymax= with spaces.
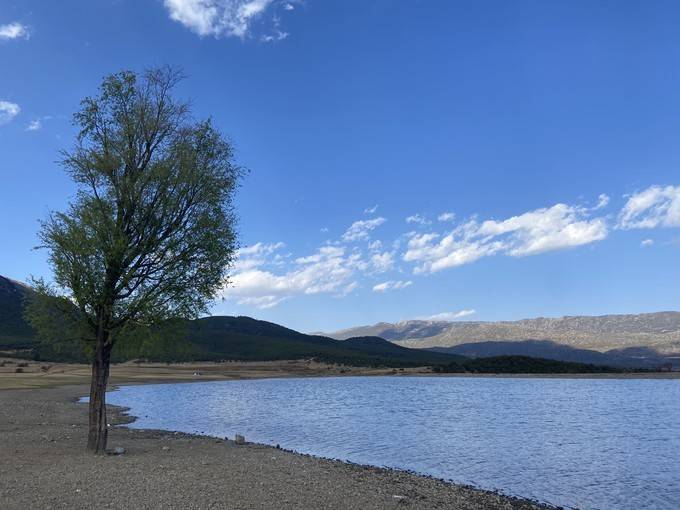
xmin=324 ymin=313 xmax=680 ymax=367
xmin=0 ymin=275 xmax=462 ymax=367
xmin=0 ymin=275 xmax=35 ymax=348
xmin=181 ymin=316 xmax=464 ymax=366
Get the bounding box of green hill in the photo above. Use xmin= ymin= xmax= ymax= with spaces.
xmin=0 ymin=276 xmax=35 ymax=348
xmin=182 ymin=317 xmax=463 ymax=366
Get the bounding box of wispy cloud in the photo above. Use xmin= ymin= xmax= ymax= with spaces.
xmin=417 ymin=309 xmax=476 ymax=321
xmin=0 ymin=22 xmax=29 ymax=41
xmin=0 ymin=101 xmax=20 ymax=125
xmin=364 ymin=204 xmax=378 ymax=214
xmin=595 ymin=193 xmax=610 ymax=210
xmin=342 ymin=217 xmax=386 ymax=242
xmin=437 ymin=212 xmax=455 ymax=222
xmin=25 ymin=119 xmax=41 ymax=131
xmin=372 ymin=280 xmax=412 ymax=293
xmin=617 ymin=185 xmax=680 ymax=229
xmin=405 ymin=213 xmax=431 ymax=226
xmin=222 ymin=186 xmax=680 ymax=310
xmin=370 ymin=251 xmax=394 ymax=273
xmin=163 ymin=0 xmax=293 ymax=39
xmin=225 ymin=245 xmax=364 ymax=308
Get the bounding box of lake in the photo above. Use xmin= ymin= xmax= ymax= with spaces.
xmin=105 ymin=376 xmax=680 ymax=509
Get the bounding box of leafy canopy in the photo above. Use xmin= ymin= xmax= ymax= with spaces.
xmin=32 ymin=67 xmax=243 ymax=347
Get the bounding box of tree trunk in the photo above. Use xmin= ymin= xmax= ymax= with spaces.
xmin=87 ymin=331 xmax=112 ymax=453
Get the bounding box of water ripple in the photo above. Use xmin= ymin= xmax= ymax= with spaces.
xmin=105 ymin=376 xmax=680 ymax=510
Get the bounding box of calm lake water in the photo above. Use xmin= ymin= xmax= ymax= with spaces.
xmin=105 ymin=376 xmax=680 ymax=509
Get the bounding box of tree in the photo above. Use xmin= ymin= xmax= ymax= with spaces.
xmin=30 ymin=67 xmax=243 ymax=453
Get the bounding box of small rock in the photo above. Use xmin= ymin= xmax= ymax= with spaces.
xmin=234 ymin=434 xmax=246 ymax=445
xmin=113 ymin=447 xmax=125 ymax=455
xmin=162 ymin=446 xmax=170 ymax=451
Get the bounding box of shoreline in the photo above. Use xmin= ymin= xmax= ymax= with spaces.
xmin=2 ymin=357 xmax=678 ymax=392
xmin=0 ymin=380 xmax=555 ymax=510
xmin=102 ymin=390 xmax=556 ymax=508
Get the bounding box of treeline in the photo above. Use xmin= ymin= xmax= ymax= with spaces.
xmin=433 ymin=355 xmax=632 ymax=374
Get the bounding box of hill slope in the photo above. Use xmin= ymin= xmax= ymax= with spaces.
xmin=183 ymin=316 xmax=464 ymax=366
xmin=0 ymin=276 xmax=35 ymax=348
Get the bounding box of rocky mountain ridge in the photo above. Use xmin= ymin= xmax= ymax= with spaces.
xmin=325 ymin=312 xmax=680 ymax=355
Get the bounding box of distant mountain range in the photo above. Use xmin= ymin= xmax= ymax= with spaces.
xmin=323 ymin=313 xmax=680 ymax=368
xmin=3 ymin=273 xmax=676 ymax=370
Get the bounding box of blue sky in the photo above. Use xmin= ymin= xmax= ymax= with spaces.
xmin=1 ymin=1 xmax=679 ymax=332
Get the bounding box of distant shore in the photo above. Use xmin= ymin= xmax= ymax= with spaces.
xmin=0 ymin=383 xmax=555 ymax=509
xmin=1 ymin=357 xmax=679 ymax=391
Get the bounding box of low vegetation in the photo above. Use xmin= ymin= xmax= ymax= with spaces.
xmin=433 ymin=355 xmax=633 ymax=374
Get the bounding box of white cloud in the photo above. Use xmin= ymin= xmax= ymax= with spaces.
xmin=372 ymin=280 xmax=412 ymax=293
xmin=0 ymin=22 xmax=29 ymax=40
xmin=437 ymin=212 xmax=455 ymax=222
xmin=370 ymin=251 xmax=394 ymax=273
xmin=232 ymin=241 xmax=285 ymax=271
xmin=406 ymin=213 xmax=431 ymax=226
xmin=364 ymin=204 xmax=378 ymax=214
xmin=261 ymin=30 xmax=288 ymax=42
xmin=0 ymin=101 xmax=20 ymax=125
xmin=163 ymin=0 xmax=280 ymax=38
xmin=368 ymin=240 xmax=382 ymax=251
xmin=617 ymin=185 xmax=680 ymax=229
xmin=404 ymin=201 xmax=608 ymax=274
xmin=25 ymin=119 xmax=41 ymax=131
xmin=342 ymin=217 xmax=386 ymax=242
xmin=283 ymin=2 xmax=294 ymax=10
xmin=595 ymin=193 xmax=610 ymax=210
xmin=418 ymin=309 xmax=476 ymax=321
xmin=641 ymin=239 xmax=654 ymax=247
xmin=478 ymin=203 xmax=608 ymax=257
xmin=224 ymin=245 xmax=363 ymax=308
xmin=238 ymin=241 xmax=285 ymax=257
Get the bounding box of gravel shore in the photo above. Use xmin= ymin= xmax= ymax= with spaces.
xmin=0 ymin=384 xmax=555 ymax=510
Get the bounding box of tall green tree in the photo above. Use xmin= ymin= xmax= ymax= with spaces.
xmin=30 ymin=67 xmax=243 ymax=453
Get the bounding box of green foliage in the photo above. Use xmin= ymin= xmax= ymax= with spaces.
xmin=433 ymin=355 xmax=625 ymax=374
xmin=24 ymin=278 xmax=91 ymax=362
xmin=29 ymin=67 xmax=243 ymax=355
